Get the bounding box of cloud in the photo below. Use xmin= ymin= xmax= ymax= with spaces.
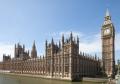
xmin=50 ymin=31 xmax=120 ymax=59
xmin=49 ymin=31 xmax=120 ymax=53
xmin=79 ymin=32 xmax=120 ymax=60
xmin=0 ymin=43 xmax=30 ymax=62
xmin=59 ymin=31 xmax=84 ymax=38
xmin=79 ymin=33 xmax=101 ymax=53
xmin=49 ymin=31 xmax=84 ymax=42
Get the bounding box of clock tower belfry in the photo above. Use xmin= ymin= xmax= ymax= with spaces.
xmin=101 ymin=9 xmax=115 ymax=78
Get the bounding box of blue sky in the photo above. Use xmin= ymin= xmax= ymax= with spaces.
xmin=0 ymin=0 xmax=120 ymax=63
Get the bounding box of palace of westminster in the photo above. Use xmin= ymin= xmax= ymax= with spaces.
xmin=0 ymin=10 xmax=115 ymax=81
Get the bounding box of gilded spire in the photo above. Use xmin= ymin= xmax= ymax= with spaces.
xmin=103 ymin=9 xmax=112 ymax=24
xmin=106 ymin=8 xmax=110 ymax=17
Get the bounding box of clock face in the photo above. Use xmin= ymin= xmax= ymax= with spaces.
xmin=104 ymin=29 xmax=110 ymax=35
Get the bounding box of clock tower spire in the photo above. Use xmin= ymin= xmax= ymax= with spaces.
xmin=106 ymin=8 xmax=110 ymax=17
xmin=101 ymin=9 xmax=115 ymax=78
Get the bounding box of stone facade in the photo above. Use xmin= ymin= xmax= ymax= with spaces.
xmin=0 ymin=33 xmax=101 ymax=81
xmin=14 ymin=43 xmax=29 ymax=60
xmin=101 ymin=9 xmax=115 ymax=78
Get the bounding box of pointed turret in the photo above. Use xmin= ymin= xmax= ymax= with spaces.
xmin=23 ymin=44 xmax=25 ymax=48
xmin=95 ymin=53 xmax=97 ymax=60
xmin=14 ymin=44 xmax=16 ymax=50
xmin=51 ymin=38 xmax=54 ymax=45
xmin=77 ymin=36 xmax=79 ymax=45
xmin=31 ymin=40 xmax=37 ymax=58
xmin=33 ymin=40 xmax=36 ymax=48
xmin=62 ymin=34 xmax=64 ymax=44
xmin=70 ymin=32 xmax=73 ymax=41
xmin=45 ymin=40 xmax=47 ymax=47
xmin=59 ymin=40 xmax=61 ymax=49
xmin=23 ymin=44 xmax=25 ymax=50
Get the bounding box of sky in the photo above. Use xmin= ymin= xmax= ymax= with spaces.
xmin=0 ymin=0 xmax=120 ymax=63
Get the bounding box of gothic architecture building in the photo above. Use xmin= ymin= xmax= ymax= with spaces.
xmin=101 ymin=9 xmax=115 ymax=78
xmin=0 ymin=33 xmax=101 ymax=81
xmin=0 ymin=9 xmax=116 ymax=81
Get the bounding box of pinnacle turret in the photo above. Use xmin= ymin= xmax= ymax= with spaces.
xmin=31 ymin=40 xmax=37 ymax=58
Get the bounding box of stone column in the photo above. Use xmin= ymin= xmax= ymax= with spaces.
xmin=58 ymin=54 xmax=60 ymax=77
xmin=61 ymin=51 xmax=64 ymax=77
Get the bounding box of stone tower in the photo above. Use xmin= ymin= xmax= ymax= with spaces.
xmin=101 ymin=9 xmax=115 ymax=78
xmin=61 ymin=32 xmax=79 ymax=80
xmin=14 ymin=43 xmax=25 ymax=58
xmin=31 ymin=41 xmax=37 ymax=58
xmin=14 ymin=43 xmax=29 ymax=59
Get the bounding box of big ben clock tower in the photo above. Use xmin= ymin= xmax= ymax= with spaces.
xmin=101 ymin=9 xmax=115 ymax=78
